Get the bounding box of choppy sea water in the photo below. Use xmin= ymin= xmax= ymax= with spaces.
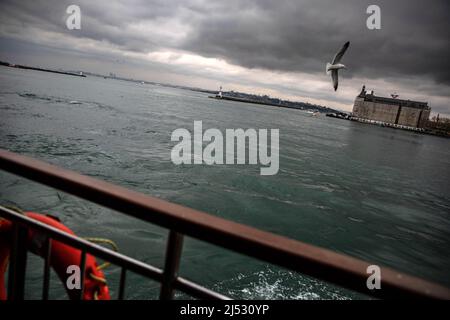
xmin=0 ymin=66 xmax=449 ymax=299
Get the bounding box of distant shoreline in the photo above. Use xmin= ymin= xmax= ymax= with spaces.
xmin=209 ymin=95 xmax=316 ymax=112
xmin=0 ymin=61 xmax=86 ymax=78
xmin=208 ymin=95 xmax=339 ymax=114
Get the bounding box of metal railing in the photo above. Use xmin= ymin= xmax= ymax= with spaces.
xmin=0 ymin=148 xmax=449 ymax=300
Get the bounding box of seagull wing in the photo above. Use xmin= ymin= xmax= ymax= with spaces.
xmin=332 ymin=41 xmax=350 ymax=64
xmin=331 ymin=70 xmax=339 ymax=91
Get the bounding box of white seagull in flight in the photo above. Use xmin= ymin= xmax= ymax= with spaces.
xmin=326 ymin=41 xmax=350 ymax=91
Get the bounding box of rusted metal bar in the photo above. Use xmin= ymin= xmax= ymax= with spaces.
xmin=160 ymin=231 xmax=184 ymax=300
xmin=1 ymin=149 xmax=450 ymax=299
xmin=7 ymin=223 xmax=28 ymax=301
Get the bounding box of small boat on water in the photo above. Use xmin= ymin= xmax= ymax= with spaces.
xmin=306 ymin=110 xmax=320 ymax=116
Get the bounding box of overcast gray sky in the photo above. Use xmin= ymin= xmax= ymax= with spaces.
xmin=1 ymin=0 xmax=449 ymax=115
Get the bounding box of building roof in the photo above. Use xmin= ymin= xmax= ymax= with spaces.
xmin=357 ymin=86 xmax=429 ymax=110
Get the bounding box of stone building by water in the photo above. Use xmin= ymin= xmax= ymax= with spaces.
xmin=352 ymin=86 xmax=430 ymax=128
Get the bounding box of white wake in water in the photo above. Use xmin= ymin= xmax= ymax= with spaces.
xmin=212 ymin=266 xmax=359 ymax=300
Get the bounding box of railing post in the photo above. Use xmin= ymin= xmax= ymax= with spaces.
xmin=77 ymin=250 xmax=87 ymax=300
xmin=42 ymin=238 xmax=52 ymax=300
xmin=118 ymin=267 xmax=127 ymax=300
xmin=159 ymin=231 xmax=184 ymax=300
xmin=7 ymin=224 xmax=28 ymax=301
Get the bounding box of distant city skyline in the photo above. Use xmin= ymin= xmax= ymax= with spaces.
xmin=0 ymin=0 xmax=449 ymax=116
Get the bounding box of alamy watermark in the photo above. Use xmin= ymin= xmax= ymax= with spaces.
xmin=66 ymin=5 xmax=81 ymax=30
xmin=65 ymin=263 xmax=382 ymax=292
xmin=66 ymin=265 xmax=81 ymax=290
xmin=366 ymin=265 xmax=381 ymax=290
xmin=366 ymin=5 xmax=381 ymax=30
xmin=63 ymin=4 xmax=381 ymax=32
xmin=170 ymin=121 xmax=279 ymax=175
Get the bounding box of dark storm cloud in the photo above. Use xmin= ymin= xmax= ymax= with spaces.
xmin=1 ymin=0 xmax=449 ymax=82
xmin=0 ymin=0 xmax=179 ymax=52
xmin=181 ymin=0 xmax=450 ymax=85
xmin=0 ymin=0 xmax=449 ymax=100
